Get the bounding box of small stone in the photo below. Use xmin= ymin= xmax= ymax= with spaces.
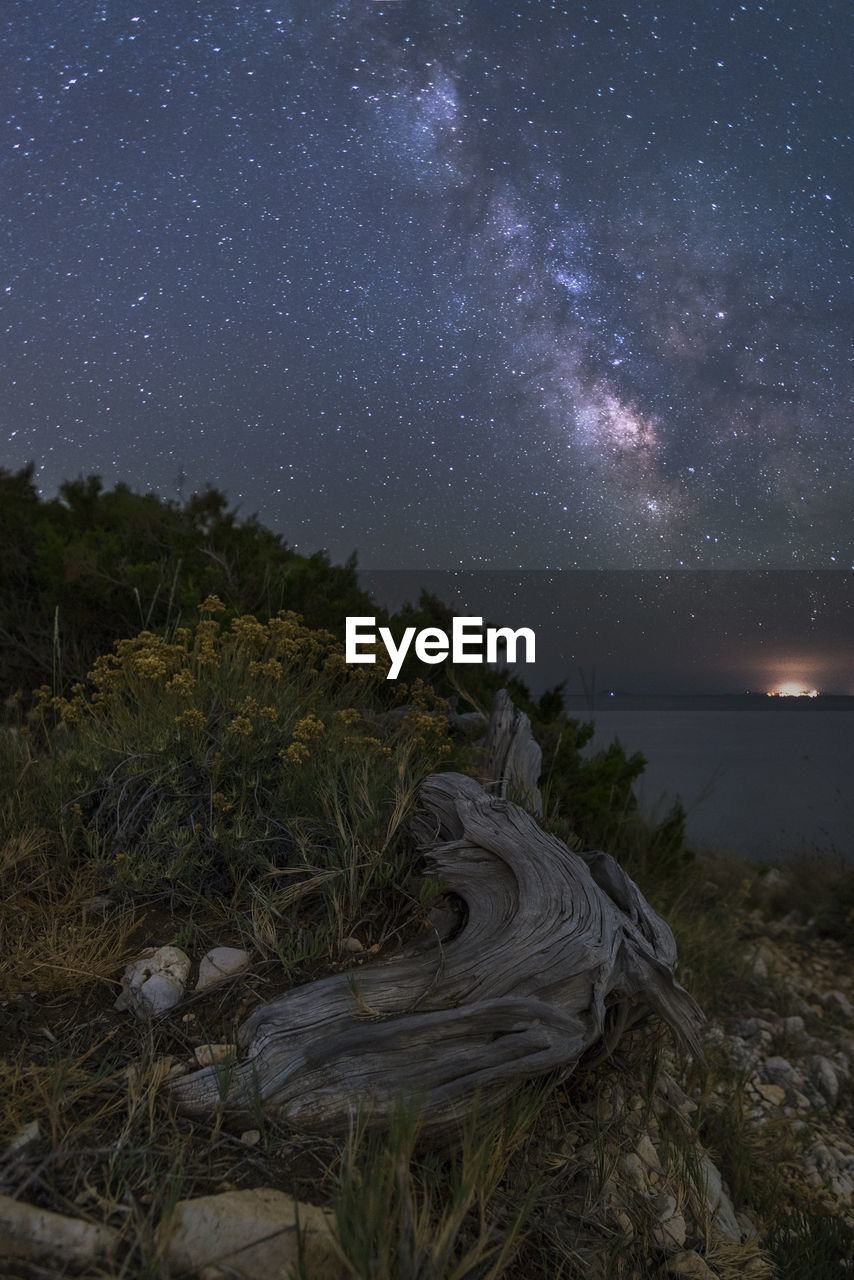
xmin=810 ymin=1143 xmax=841 ymax=1178
xmin=240 ymin=1129 xmax=261 ymax=1146
xmin=193 ymin=1044 xmax=238 ymax=1068
xmin=736 ymin=1210 xmax=758 ymax=1239
xmin=755 ymin=1082 xmax=786 ymax=1107
xmin=619 ymin=1152 xmax=648 ymax=1193
xmin=611 ymin=1207 xmax=635 ymax=1240
xmin=666 ymin=1250 xmax=720 ymax=1279
xmin=821 ymin=990 xmax=853 ymax=1020
xmin=341 ymin=936 xmax=364 ymax=953
xmin=650 ymin=1193 xmax=687 ymax=1254
xmin=636 ymin=1132 xmax=662 ymax=1173
xmin=697 ymin=1155 xmax=741 ymax=1243
xmin=763 ymin=1055 xmax=801 ymax=1092
xmin=160 ymin=1188 xmax=347 ymax=1280
xmin=196 ymin=947 xmax=251 ymax=992
xmin=809 ymin=1056 xmax=840 ymax=1106
xmin=832 ymin=1052 xmax=850 ymax=1083
xmin=114 ymin=946 xmax=191 ymax=1018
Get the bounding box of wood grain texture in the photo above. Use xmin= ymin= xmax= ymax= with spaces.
xmin=170 ymin=697 xmax=703 ymax=1134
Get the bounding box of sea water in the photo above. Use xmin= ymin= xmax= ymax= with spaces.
xmin=564 ymin=695 xmax=854 ymax=862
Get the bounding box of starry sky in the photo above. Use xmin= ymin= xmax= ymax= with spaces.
xmin=2 ymin=0 xmax=852 ymax=574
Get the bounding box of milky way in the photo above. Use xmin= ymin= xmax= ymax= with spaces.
xmin=1 ymin=1 xmax=851 ymax=569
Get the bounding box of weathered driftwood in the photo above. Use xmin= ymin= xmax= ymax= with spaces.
xmin=170 ymin=695 xmax=703 ymax=1133
xmin=481 ymin=687 xmax=543 ymax=815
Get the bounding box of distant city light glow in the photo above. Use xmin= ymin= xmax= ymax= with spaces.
xmin=767 ymin=683 xmax=820 ymax=697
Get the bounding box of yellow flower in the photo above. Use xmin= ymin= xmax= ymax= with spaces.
xmin=226 ymin=715 xmax=253 ymax=737
xmin=291 ymin=713 xmax=324 ymax=742
xmin=32 ymin=685 xmax=53 ymax=712
xmin=175 ymin=708 xmax=206 ymax=730
xmin=249 ymin=658 xmax=282 ymax=680
xmin=196 ymin=655 xmax=220 ymax=669
xmin=132 ymin=650 xmax=168 ymax=679
xmin=198 ymin=594 xmax=226 ymax=614
xmin=166 ymin=670 xmax=195 ymax=695
xmin=334 ymin=708 xmax=361 ymax=725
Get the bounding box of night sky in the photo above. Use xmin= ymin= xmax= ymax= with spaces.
xmin=2 ymin=2 xmax=852 ymax=580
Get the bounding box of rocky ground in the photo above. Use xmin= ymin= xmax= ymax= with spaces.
xmin=543 ymin=899 xmax=854 ymax=1279
xmin=3 ymin=875 xmax=854 ymax=1278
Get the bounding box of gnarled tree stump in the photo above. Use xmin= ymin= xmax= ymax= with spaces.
xmin=170 ymin=696 xmax=703 ymax=1135
xmin=481 ymin=687 xmax=543 ymax=815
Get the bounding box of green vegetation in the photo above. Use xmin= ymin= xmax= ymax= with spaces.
xmin=2 ymin=472 xmax=853 ymax=1277
xmin=0 ymin=464 xmax=374 ymax=700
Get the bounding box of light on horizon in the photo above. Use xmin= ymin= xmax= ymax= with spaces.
xmin=767 ymin=682 xmax=820 ymax=698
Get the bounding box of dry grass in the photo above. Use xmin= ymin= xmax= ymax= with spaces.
xmin=2 ymin=628 xmax=853 ymax=1277
xmin=0 ymin=829 xmax=137 ymax=1000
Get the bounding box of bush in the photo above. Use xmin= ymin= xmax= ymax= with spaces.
xmin=15 ymin=602 xmax=454 ymax=947
xmin=0 ymin=465 xmax=376 ymax=702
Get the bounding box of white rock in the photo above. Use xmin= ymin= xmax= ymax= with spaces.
xmin=736 ymin=1210 xmax=758 ymax=1239
xmin=810 ymin=1143 xmax=841 ymax=1177
xmin=193 ymin=1043 xmax=238 ymax=1068
xmin=809 ymin=1055 xmax=840 ymax=1106
xmin=650 ymin=1193 xmax=687 ymax=1253
xmin=755 ymin=1082 xmax=786 ymax=1107
xmin=115 ymin=946 xmax=191 ymax=1018
xmin=160 ymin=1188 xmax=348 ymax=1280
xmin=833 ymin=1052 xmax=851 ymax=1083
xmin=697 ymin=1154 xmax=741 ymax=1243
xmin=821 ymin=989 xmax=853 ymax=1020
xmin=665 ymin=1250 xmax=719 ymax=1279
xmin=0 ymin=1194 xmax=118 ymax=1268
xmin=636 ymin=1132 xmax=662 ymax=1173
xmin=619 ymin=1152 xmax=648 ymax=1193
xmin=763 ymin=1055 xmax=801 ymax=1093
xmin=196 ymin=947 xmax=251 ymax=992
